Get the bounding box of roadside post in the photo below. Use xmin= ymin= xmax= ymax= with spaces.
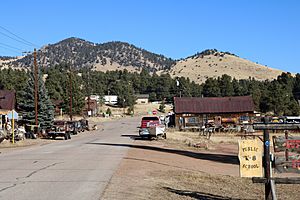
xmin=12 ymin=111 xmax=14 ymax=144
xmin=252 ymin=118 xmax=300 ymax=200
xmin=263 ymin=117 xmax=271 ymax=200
xmin=7 ymin=110 xmax=18 ymax=144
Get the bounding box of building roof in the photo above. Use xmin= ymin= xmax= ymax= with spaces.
xmin=0 ymin=90 xmax=16 ymax=111
xmin=135 ymin=94 xmax=149 ymax=99
xmin=174 ymin=96 xmax=254 ymax=114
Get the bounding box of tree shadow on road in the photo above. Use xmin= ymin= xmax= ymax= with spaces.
xmin=86 ymin=142 xmax=239 ymax=165
xmin=121 ymin=134 xmax=159 ymax=141
xmin=121 ymin=134 xmax=145 ymax=140
xmin=163 ymin=186 xmax=248 ymax=200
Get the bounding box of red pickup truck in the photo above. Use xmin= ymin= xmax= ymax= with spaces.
xmin=139 ymin=116 xmax=166 ymax=139
xmin=140 ymin=116 xmax=160 ymax=128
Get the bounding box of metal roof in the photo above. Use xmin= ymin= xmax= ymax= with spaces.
xmin=0 ymin=90 xmax=16 ymax=111
xmin=135 ymin=94 xmax=149 ymax=99
xmin=174 ymin=96 xmax=254 ymax=114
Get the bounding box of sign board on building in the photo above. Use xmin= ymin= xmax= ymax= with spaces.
xmin=238 ymin=139 xmax=263 ymax=177
xmin=273 ymin=136 xmax=300 ymax=173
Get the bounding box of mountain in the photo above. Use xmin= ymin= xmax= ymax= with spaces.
xmin=0 ymin=38 xmax=284 ymax=83
xmin=170 ymin=49 xmax=283 ymax=83
xmin=10 ymin=37 xmax=175 ymax=72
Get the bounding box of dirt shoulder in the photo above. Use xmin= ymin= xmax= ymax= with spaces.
xmin=102 ymin=131 xmax=299 ymax=200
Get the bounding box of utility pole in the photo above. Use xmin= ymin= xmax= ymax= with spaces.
xmin=87 ymin=71 xmax=90 ymax=117
xmin=69 ymin=67 xmax=73 ymax=121
xmin=34 ymin=48 xmax=38 ymax=132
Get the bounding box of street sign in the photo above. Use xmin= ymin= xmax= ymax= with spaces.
xmin=7 ymin=110 xmax=18 ymax=120
xmin=238 ymin=139 xmax=263 ymax=177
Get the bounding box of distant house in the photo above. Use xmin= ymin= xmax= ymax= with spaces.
xmin=86 ymin=95 xmax=101 ymax=103
xmin=0 ymin=90 xmax=16 ymax=113
xmin=0 ymin=90 xmax=16 ymax=129
xmin=103 ymin=95 xmax=118 ymax=105
xmin=83 ymin=99 xmax=98 ymax=117
xmin=174 ymin=96 xmax=255 ymax=129
xmin=135 ymin=94 xmax=149 ymax=104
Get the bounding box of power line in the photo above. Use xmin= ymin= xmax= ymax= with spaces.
xmin=0 ymin=42 xmax=25 ymax=52
xmin=0 ymin=25 xmax=39 ymax=48
xmin=0 ymin=43 xmax=21 ymax=54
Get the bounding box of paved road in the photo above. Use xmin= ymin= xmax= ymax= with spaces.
xmin=0 ymin=117 xmax=139 ymax=200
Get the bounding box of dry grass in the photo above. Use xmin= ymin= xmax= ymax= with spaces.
xmin=149 ymin=170 xmax=299 ymax=200
xmin=98 ymin=103 xmax=173 ymax=117
xmin=165 ymin=129 xmax=239 ymax=152
xmin=170 ymin=54 xmax=283 ymax=84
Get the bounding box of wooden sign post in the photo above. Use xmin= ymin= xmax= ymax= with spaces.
xmin=252 ymin=119 xmax=300 ymax=200
xmin=238 ymin=139 xmax=263 ymax=177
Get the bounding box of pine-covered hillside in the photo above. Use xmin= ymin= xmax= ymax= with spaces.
xmin=1 ymin=38 xmax=285 ymax=83
xmin=9 ymin=37 xmax=175 ymax=72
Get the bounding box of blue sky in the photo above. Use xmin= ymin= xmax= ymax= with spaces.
xmin=0 ymin=0 xmax=299 ymax=73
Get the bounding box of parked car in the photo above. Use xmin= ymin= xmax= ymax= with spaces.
xmin=48 ymin=121 xmax=71 ymax=140
xmin=79 ymin=119 xmax=89 ymax=131
xmin=75 ymin=121 xmax=84 ymax=132
xmin=66 ymin=121 xmax=79 ymax=135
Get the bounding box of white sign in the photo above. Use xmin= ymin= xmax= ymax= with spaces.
xmin=7 ymin=110 xmax=18 ymax=120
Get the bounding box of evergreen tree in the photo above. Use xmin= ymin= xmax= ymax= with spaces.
xmin=18 ymin=67 xmax=54 ymax=129
xmin=159 ymin=100 xmax=166 ymax=113
xmin=293 ymin=73 xmax=300 ymax=100
xmin=63 ymin=71 xmax=85 ymax=115
xmin=202 ymin=78 xmax=221 ymax=97
xmin=219 ymin=74 xmax=234 ymax=96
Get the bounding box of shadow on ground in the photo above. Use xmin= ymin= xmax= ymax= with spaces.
xmin=87 ymin=142 xmax=239 ymax=165
xmin=121 ymin=134 xmax=157 ymax=141
xmin=163 ymin=187 xmax=248 ymax=200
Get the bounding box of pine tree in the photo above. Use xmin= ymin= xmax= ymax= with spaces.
xmin=202 ymin=78 xmax=221 ymax=97
xmin=62 ymin=71 xmax=85 ymax=115
xmin=18 ymin=67 xmax=54 ymax=129
xmin=159 ymin=100 xmax=166 ymax=113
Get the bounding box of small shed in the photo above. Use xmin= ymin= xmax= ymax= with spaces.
xmin=83 ymin=99 xmax=98 ymax=117
xmin=174 ymin=96 xmax=255 ymax=129
xmin=135 ymin=94 xmax=149 ymax=104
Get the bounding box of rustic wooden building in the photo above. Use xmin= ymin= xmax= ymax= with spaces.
xmin=83 ymin=99 xmax=98 ymax=117
xmin=0 ymin=90 xmax=16 ymax=129
xmin=135 ymin=94 xmax=149 ymax=104
xmin=174 ymin=96 xmax=255 ymax=129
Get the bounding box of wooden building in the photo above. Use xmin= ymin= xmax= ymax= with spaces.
xmin=135 ymin=94 xmax=149 ymax=104
xmin=0 ymin=90 xmax=16 ymax=129
xmin=174 ymin=96 xmax=255 ymax=130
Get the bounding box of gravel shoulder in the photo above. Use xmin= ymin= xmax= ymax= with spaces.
xmin=102 ymin=131 xmax=300 ymax=200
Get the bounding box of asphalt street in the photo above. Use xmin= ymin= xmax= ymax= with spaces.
xmin=0 ymin=117 xmax=139 ymax=200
